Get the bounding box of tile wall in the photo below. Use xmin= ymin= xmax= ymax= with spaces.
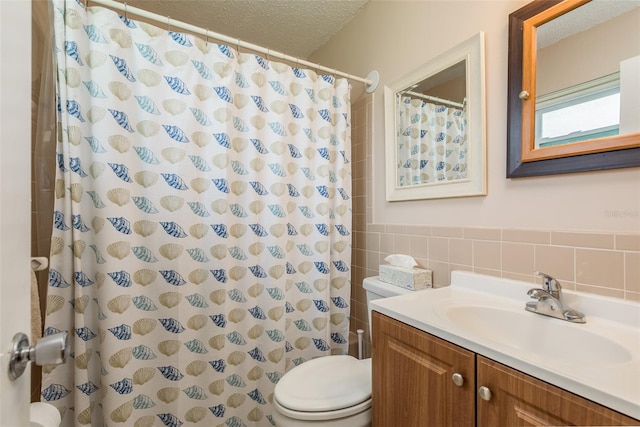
xmin=349 ymin=95 xmax=640 ymax=357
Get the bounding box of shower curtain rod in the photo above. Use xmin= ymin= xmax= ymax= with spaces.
xmin=88 ymin=0 xmax=379 ymax=93
xmin=402 ymin=90 xmax=465 ymax=109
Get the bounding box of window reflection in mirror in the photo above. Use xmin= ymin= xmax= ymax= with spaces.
xmin=395 ymin=61 xmax=467 ymax=187
xmin=534 ymin=1 xmax=640 ymax=149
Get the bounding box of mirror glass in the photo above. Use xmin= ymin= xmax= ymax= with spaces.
xmin=395 ymin=61 xmax=467 ymax=187
xmin=385 ymin=32 xmax=486 ymax=201
xmin=534 ymin=1 xmax=640 ymax=149
xmin=507 ymin=0 xmax=640 ymax=178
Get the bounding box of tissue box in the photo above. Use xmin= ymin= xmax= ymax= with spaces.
xmin=379 ymin=265 xmax=432 ymax=290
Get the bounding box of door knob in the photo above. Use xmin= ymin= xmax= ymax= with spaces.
xmin=8 ymin=331 xmax=69 ymax=380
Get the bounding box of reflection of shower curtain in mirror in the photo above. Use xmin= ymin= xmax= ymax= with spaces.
xmin=396 ymin=96 xmax=467 ymax=186
xmin=42 ymin=1 xmax=352 ymax=426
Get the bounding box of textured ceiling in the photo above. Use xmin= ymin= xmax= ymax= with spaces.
xmin=124 ymin=0 xmax=369 ymax=59
xmin=537 ymin=0 xmax=639 ymax=48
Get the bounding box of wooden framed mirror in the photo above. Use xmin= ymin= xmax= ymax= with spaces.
xmin=507 ymin=0 xmax=640 ymax=178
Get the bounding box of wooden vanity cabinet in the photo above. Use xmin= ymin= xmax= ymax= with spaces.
xmin=372 ymin=311 xmax=476 ymax=427
xmin=476 ymin=356 xmax=639 ymax=426
xmin=372 ymin=311 xmax=639 ymax=427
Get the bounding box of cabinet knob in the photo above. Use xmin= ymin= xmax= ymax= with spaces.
xmin=478 ymin=386 xmax=492 ymax=401
xmin=452 ymin=373 xmax=464 ymax=387
xmin=519 ymin=90 xmax=530 ymax=100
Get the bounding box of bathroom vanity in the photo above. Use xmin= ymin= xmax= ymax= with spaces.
xmin=372 ymin=312 xmax=638 ymax=426
xmin=369 ymin=272 xmax=640 ymax=426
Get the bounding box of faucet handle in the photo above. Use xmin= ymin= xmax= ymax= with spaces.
xmin=534 ymin=271 xmax=562 ymax=296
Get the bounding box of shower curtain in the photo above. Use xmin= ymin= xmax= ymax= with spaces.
xmin=396 ymin=96 xmax=467 ymax=186
xmin=42 ymin=2 xmax=352 ymax=426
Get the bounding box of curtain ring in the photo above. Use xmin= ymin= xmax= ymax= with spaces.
xmin=236 ymin=38 xmax=241 ymax=54
xmin=123 ymin=2 xmax=128 ymax=20
xmin=266 ymin=48 xmax=270 ymax=61
xmin=205 ymin=28 xmax=209 ymax=46
xmin=167 ymin=16 xmax=171 ymax=32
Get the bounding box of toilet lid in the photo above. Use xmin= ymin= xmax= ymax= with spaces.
xmin=274 ymin=355 xmax=372 ymax=412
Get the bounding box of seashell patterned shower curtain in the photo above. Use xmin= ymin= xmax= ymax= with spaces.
xmin=396 ymin=96 xmax=467 ymax=186
xmin=42 ymin=1 xmax=351 ymax=426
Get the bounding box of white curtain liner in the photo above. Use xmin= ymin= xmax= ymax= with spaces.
xmin=88 ymin=0 xmax=379 ymax=92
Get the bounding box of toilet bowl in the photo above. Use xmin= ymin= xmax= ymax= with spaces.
xmin=271 ymin=355 xmax=372 ymax=427
xmin=272 ymin=277 xmax=424 ymax=426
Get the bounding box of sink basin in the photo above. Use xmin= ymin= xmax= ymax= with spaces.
xmin=441 ymin=305 xmax=633 ymax=364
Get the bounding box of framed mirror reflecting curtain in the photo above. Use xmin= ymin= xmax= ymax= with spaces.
xmin=507 ymin=0 xmax=640 ymax=178
xmin=385 ymin=32 xmax=486 ymax=200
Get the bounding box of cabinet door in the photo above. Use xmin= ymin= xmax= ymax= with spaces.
xmin=372 ymin=312 xmax=475 ymax=427
xmin=477 ymin=356 xmax=639 ymax=426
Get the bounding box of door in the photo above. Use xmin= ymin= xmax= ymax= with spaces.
xmin=372 ymin=312 xmax=475 ymax=427
xmin=476 ymin=356 xmax=639 ymax=426
xmin=0 ymin=0 xmax=33 ymax=425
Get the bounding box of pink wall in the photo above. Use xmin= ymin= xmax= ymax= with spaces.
xmin=310 ymin=0 xmax=640 ymax=233
xmin=310 ymin=2 xmax=640 ymax=350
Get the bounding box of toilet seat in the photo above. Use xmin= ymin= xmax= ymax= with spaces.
xmin=273 ymin=396 xmax=371 ymax=422
xmin=273 ymin=355 xmax=372 ymax=421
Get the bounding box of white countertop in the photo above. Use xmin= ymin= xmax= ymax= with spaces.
xmin=369 ymin=271 xmax=640 ymax=420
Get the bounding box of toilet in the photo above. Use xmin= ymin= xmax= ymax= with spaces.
xmin=271 ymin=277 xmax=423 ymax=426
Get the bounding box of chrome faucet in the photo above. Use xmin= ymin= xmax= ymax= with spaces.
xmin=525 ymin=272 xmax=586 ymax=323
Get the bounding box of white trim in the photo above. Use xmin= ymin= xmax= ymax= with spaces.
xmin=536 ymin=72 xmax=620 ymax=108
xmin=0 ymin=0 xmax=32 ymax=423
xmin=384 ymin=32 xmax=486 ymax=201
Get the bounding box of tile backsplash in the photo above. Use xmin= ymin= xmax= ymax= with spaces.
xmin=349 ymin=95 xmax=640 ymax=355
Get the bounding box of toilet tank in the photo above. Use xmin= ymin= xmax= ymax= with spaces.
xmin=363 ymin=276 xmax=421 ymax=339
xmin=363 ymin=276 xmax=414 ymax=303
